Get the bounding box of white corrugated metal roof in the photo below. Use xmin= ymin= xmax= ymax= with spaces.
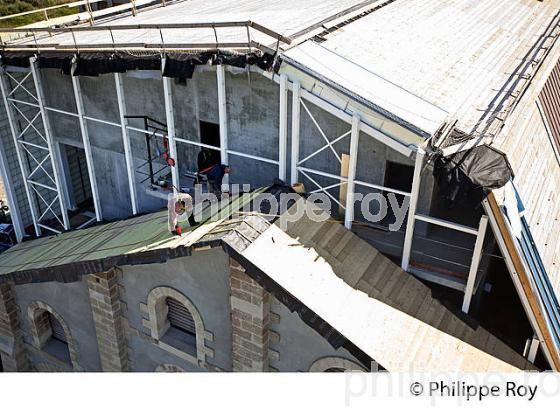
xmin=284 ymin=0 xmax=560 ymax=136
xmin=7 ymin=0 xmax=372 ymax=49
xmin=283 ymin=40 xmax=449 ymax=136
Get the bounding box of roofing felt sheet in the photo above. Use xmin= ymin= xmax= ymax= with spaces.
xmin=0 ymin=189 xmax=266 ymax=279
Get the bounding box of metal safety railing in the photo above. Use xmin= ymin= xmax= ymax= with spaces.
xmin=0 ymin=20 xmax=292 ymax=52
xmin=125 ymin=115 xmax=169 ymax=185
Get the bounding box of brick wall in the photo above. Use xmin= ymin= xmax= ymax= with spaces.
xmin=0 ymin=283 xmax=30 ymax=371
xmin=86 ymin=269 xmax=129 ymax=371
xmin=229 ymin=258 xmax=271 ymax=371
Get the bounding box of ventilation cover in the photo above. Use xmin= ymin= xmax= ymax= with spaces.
xmin=49 ymin=314 xmax=67 ymax=343
xmin=166 ymin=298 xmax=196 ymax=336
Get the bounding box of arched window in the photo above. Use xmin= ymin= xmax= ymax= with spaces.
xmin=145 ymin=287 xmax=212 ymax=365
xmin=28 ymin=301 xmax=79 ymax=369
xmin=309 ymin=357 xmax=368 ymax=373
xmin=162 ymin=297 xmax=197 ymax=355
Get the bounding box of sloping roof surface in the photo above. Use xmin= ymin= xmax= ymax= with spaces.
xmin=241 ymin=201 xmax=534 ymax=371
xmin=0 ymin=189 xmax=534 ymax=370
xmin=284 ymin=0 xmax=560 ymax=136
xmin=0 ymin=189 xmax=265 ymax=282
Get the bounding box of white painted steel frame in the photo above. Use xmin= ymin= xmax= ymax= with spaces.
xmin=70 ymin=67 xmax=102 ymax=222
xmin=29 ymin=57 xmax=70 ymax=230
xmin=401 ymin=149 xmax=424 ymax=272
xmin=461 ymin=215 xmax=489 ymax=313
xmin=290 ymin=81 xmax=301 ymax=185
xmin=0 ymin=62 xmax=72 ymax=235
xmin=278 ymin=73 xmax=288 ymax=181
xmin=287 ymin=71 xmax=417 ymax=230
xmin=162 ymin=58 xmax=179 ymax=193
xmin=344 ymin=114 xmax=360 ymax=229
xmin=270 ymin=71 xmax=429 ymax=271
xmin=114 ymin=72 xmax=138 ymax=215
xmin=30 ymin=57 xmax=70 ymax=231
xmin=0 ymin=72 xmax=41 ymax=237
xmin=527 ymin=336 xmax=540 ymax=364
xmin=0 ymin=66 xmax=281 ymax=219
xmin=216 ymin=65 xmax=229 ymax=190
xmin=0 ymin=134 xmax=24 ymax=241
xmin=286 ymin=71 xmax=427 ymax=269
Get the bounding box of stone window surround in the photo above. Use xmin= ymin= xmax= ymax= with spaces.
xmin=27 ymin=300 xmax=80 ymax=370
xmin=155 ymin=363 xmax=185 ymax=372
xmin=141 ymin=286 xmax=214 ymax=368
xmin=309 ymin=356 xmax=368 ymax=372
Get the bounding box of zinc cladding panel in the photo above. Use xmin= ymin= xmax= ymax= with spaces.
xmin=539 ymin=58 xmax=560 ymax=155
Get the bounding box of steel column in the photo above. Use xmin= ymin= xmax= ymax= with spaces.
xmin=278 ymin=73 xmax=288 ymax=181
xmin=0 ymin=136 xmax=25 ymax=241
xmin=527 ymin=336 xmax=540 ymax=363
xmin=162 ymin=61 xmax=179 ymax=193
xmin=401 ymin=148 xmax=425 ymax=271
xmin=344 ymin=114 xmax=360 ymax=229
xmin=71 ymin=68 xmax=102 ymax=221
xmin=461 ymin=215 xmax=489 ymax=313
xmin=30 ymin=57 xmax=70 ymax=230
xmin=114 ymin=72 xmax=138 ymax=214
xmin=216 ymin=65 xmax=229 ymax=190
xmin=290 ymin=81 xmax=301 ymax=185
xmin=0 ymin=71 xmax=40 ymax=237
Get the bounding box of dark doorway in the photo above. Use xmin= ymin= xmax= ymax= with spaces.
xmin=198 ymin=121 xmax=221 ymax=169
xmin=382 ymin=161 xmax=414 ymax=228
xmin=64 ymin=145 xmax=92 ymax=209
xmin=199 ymin=121 xmax=220 ymax=147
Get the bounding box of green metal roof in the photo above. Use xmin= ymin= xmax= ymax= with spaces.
xmin=0 ymin=188 xmax=267 ymax=283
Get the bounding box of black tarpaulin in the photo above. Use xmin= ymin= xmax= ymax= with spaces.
xmin=162 ymin=51 xmax=275 ymax=78
xmin=37 ymin=53 xmax=73 ymax=75
xmin=73 ymin=52 xmax=162 ymax=76
xmin=2 ymin=50 xmax=276 ymax=77
xmin=0 ymin=51 xmax=32 ymax=68
xmin=162 ymin=52 xmax=213 ymax=79
xmin=433 ymin=144 xmax=513 ymax=206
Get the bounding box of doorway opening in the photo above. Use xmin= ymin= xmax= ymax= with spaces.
xmin=60 ymin=144 xmax=96 ymax=229
xmin=381 ymin=161 xmax=414 ymax=228
xmin=199 ymin=121 xmax=221 ymax=167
